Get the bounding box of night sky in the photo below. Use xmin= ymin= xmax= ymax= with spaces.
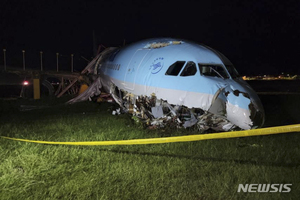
xmin=1 ymin=0 xmax=299 ymax=75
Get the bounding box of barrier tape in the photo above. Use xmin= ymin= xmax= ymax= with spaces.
xmin=1 ymin=124 xmax=300 ymax=146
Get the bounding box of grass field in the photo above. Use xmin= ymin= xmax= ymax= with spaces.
xmin=0 ymin=95 xmax=300 ymax=199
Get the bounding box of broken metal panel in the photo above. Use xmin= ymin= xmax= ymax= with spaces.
xmin=55 ymin=48 xmax=117 ymax=99
xmin=57 ymin=78 xmax=79 ymax=98
xmin=151 ymin=105 xmax=164 ymax=118
xmin=183 ymin=112 xmax=197 ymax=128
xmin=208 ymin=97 xmax=226 ymax=116
xmin=197 ymin=112 xmax=236 ymax=132
xmin=143 ymin=40 xmax=183 ymax=49
xmin=67 ymin=76 xmax=102 ymax=104
xmin=82 ymin=47 xmax=118 ymax=75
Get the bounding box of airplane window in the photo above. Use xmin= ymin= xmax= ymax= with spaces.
xmin=165 ymin=61 xmax=186 ymax=76
xmin=180 ymin=61 xmax=197 ymax=76
xmin=198 ymin=64 xmax=229 ymax=79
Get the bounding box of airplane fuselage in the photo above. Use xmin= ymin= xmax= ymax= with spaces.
xmin=97 ymin=38 xmax=265 ymax=130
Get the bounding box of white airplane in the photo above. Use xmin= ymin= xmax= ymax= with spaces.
xmin=73 ymin=38 xmax=265 ymax=131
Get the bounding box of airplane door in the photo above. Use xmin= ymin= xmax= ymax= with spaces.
xmin=124 ymin=49 xmax=150 ymax=90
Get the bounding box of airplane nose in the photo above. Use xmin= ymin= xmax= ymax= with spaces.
xmin=223 ymin=80 xmax=265 ymax=130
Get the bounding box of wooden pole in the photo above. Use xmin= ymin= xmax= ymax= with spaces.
xmin=33 ymin=78 xmax=40 ymax=99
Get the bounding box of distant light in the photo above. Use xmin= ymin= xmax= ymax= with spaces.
xmin=23 ymin=81 xmax=29 ymax=86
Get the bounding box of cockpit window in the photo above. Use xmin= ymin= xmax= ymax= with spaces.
xmin=198 ymin=64 xmax=229 ymax=79
xmin=225 ymin=65 xmax=240 ymax=78
xmin=180 ymin=61 xmax=197 ymax=76
xmin=165 ymin=61 xmax=186 ymax=76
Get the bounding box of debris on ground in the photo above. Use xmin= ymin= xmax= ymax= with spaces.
xmin=107 ymin=87 xmax=237 ymax=132
xmin=112 ymin=108 xmax=121 ymax=115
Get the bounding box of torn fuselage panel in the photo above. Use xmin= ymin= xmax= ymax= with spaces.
xmin=143 ymin=40 xmax=183 ymax=49
xmin=105 ymin=82 xmax=236 ymax=132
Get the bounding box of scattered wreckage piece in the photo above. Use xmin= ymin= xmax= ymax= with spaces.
xmin=58 ymin=47 xmax=118 ymax=99
xmin=67 ymin=76 xmax=102 ymax=104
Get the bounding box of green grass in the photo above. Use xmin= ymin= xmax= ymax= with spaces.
xmin=0 ymin=96 xmax=300 ymax=199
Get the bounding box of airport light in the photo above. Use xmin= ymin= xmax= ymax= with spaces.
xmin=23 ymin=81 xmax=29 ymax=86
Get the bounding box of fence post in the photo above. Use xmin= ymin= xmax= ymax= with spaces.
xmin=3 ymin=49 xmax=6 ymax=70
xmin=56 ymin=53 xmax=59 ymax=72
xmin=33 ymin=78 xmax=40 ymax=99
xmin=22 ymin=50 xmax=25 ymax=70
xmin=40 ymin=51 xmax=43 ymax=71
xmin=71 ymin=54 xmax=74 ymax=72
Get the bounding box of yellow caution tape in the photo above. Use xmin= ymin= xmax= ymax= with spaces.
xmin=1 ymin=124 xmax=300 ymax=146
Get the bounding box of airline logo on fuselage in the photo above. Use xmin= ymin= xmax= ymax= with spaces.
xmin=150 ymin=57 xmax=164 ymax=74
